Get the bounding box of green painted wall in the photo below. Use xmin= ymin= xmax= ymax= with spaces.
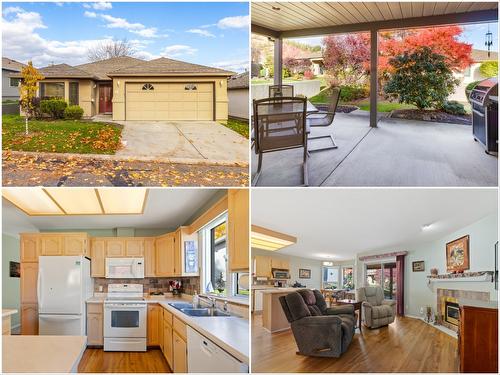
xmin=2 ymin=234 xmax=20 ymax=328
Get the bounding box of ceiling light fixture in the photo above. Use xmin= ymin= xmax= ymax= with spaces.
xmin=251 ymin=225 xmax=296 ymax=251
xmin=421 ymin=223 xmax=434 ymax=231
xmin=2 ymin=187 xmax=148 ymax=216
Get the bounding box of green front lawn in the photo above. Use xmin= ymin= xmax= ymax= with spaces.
xmin=222 ymin=118 xmax=249 ymax=139
xmin=2 ymin=115 xmax=122 ymax=154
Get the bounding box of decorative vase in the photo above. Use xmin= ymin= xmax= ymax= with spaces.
xmin=430 ymin=268 xmax=438 ymax=276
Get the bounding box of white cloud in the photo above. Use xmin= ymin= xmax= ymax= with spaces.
xmin=83 ymin=2 xmax=112 ymax=11
xmin=98 ymin=14 xmax=159 ymax=38
xmin=187 ymin=28 xmax=215 ymax=38
xmin=3 ymin=6 xmax=24 ymax=15
xmin=84 ymin=11 xmax=97 ymax=18
xmin=55 ymin=2 xmax=64 ymax=6
xmin=217 ymin=15 xmax=249 ymax=29
xmin=212 ymin=59 xmax=248 ymax=73
xmin=161 ymin=45 xmax=197 ymax=57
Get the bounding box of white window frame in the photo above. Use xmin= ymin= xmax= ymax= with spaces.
xmin=321 ymin=265 xmax=340 ymax=289
xmin=9 ymin=77 xmax=21 ymax=87
xmin=363 ymin=258 xmax=397 ymax=300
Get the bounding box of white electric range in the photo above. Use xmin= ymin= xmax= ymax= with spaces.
xmin=103 ymin=284 xmax=147 ymax=352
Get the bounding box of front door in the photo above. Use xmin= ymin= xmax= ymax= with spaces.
xmin=99 ymin=84 xmax=113 ymax=113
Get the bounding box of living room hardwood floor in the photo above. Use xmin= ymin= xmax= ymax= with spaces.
xmin=251 ymin=314 xmax=459 ymax=373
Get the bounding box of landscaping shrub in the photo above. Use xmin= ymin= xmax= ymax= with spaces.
xmin=303 ymin=70 xmax=315 ymax=80
xmin=440 ymin=100 xmax=467 ymax=116
xmin=465 ymin=81 xmax=480 ymax=101
xmin=339 ymin=85 xmax=369 ymax=102
xmin=40 ymin=98 xmax=67 ymax=119
xmin=384 ymin=46 xmax=458 ymax=110
xmin=64 ymin=105 xmax=84 ymax=120
xmin=479 ymin=61 xmax=498 ymax=78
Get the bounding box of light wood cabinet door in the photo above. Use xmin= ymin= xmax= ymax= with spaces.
xmin=147 ymin=304 xmax=161 ymax=346
xmin=271 ymin=257 xmax=289 ymax=270
xmin=126 ymin=239 xmax=145 ymax=257
xmin=64 ymin=235 xmax=88 ymax=256
xmin=159 ymin=308 xmax=164 ymax=352
xmin=21 ymin=262 xmax=38 ymax=304
xmin=156 ymin=234 xmax=175 ymax=277
xmin=173 ymin=331 xmax=188 ymax=373
xmin=21 ymin=304 xmax=38 ymax=335
xmin=163 ymin=319 xmax=173 ymax=368
xmin=87 ymin=312 xmax=103 ymax=345
xmin=144 ymin=238 xmax=156 ymax=277
xmin=21 ymin=235 xmax=39 ymax=262
xmin=254 ymin=255 xmax=272 ymax=278
xmin=106 ymin=239 xmax=126 ymax=257
xmin=174 ymin=229 xmax=182 ymax=276
xmin=91 ymin=239 xmax=106 ymax=277
xmin=228 ymin=189 xmax=249 ymax=271
xmin=40 ymin=236 xmax=63 ymax=256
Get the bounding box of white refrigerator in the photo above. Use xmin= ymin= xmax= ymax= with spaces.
xmin=38 ymin=256 xmax=93 ymax=335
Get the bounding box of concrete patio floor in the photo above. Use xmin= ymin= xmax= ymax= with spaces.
xmin=251 ymin=112 xmax=498 ymax=186
xmin=95 ymin=119 xmax=248 ymax=165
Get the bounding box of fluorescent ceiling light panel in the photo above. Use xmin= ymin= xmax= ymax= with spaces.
xmin=44 ymin=188 xmax=103 ymax=215
xmin=251 ymin=225 xmax=296 ymax=251
xmin=97 ymin=188 xmax=147 ymax=214
xmin=3 ymin=188 xmax=62 ymax=215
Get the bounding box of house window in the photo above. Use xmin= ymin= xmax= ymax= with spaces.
xmin=142 ymin=83 xmax=154 ymax=90
xmin=69 ymin=82 xmax=79 ymax=106
xmin=342 ymin=266 xmax=354 ymax=290
xmin=185 ymin=84 xmax=197 ymax=91
xmin=322 ymin=266 xmax=340 ymax=289
xmin=9 ymin=77 xmax=21 ymax=87
xmin=40 ymin=82 xmax=64 ymax=100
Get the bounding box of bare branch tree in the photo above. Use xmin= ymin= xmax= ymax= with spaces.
xmin=87 ymin=38 xmax=136 ymax=62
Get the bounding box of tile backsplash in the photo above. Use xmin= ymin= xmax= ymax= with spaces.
xmin=94 ymin=277 xmax=200 ymax=295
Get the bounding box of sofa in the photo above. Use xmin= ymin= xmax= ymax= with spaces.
xmin=279 ymin=289 xmax=356 ymax=358
xmin=357 ymin=286 xmax=396 ymax=328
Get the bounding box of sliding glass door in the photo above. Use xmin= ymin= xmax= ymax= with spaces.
xmin=365 ymin=262 xmax=397 ymax=300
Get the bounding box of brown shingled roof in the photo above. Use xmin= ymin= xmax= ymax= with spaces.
xmin=76 ymin=56 xmax=144 ymax=80
xmin=108 ymin=57 xmax=234 ymax=76
xmin=2 ymin=57 xmax=27 ymax=72
xmin=10 ymin=63 xmax=98 ymax=79
xmin=228 ymin=71 xmax=248 ymax=89
xmin=471 ymin=49 xmax=498 ymax=63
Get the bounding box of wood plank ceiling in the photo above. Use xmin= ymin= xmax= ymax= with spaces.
xmin=251 ymin=2 xmax=498 ymax=32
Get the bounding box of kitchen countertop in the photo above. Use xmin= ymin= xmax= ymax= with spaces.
xmin=2 ymin=309 xmax=18 ymax=318
xmin=3 ymin=335 xmax=86 ymax=373
xmin=259 ymin=288 xmax=303 ymax=294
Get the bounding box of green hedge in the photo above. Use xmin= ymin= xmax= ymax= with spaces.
xmin=441 ymin=100 xmax=467 ymax=116
xmin=64 ymin=105 xmax=84 ymax=120
xmin=339 ymin=85 xmax=369 ymax=102
xmin=40 ymin=99 xmax=67 ymax=119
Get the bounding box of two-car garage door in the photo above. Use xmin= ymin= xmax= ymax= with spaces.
xmin=125 ymin=82 xmax=214 ymax=121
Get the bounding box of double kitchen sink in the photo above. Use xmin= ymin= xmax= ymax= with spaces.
xmin=169 ymin=302 xmax=231 ymax=317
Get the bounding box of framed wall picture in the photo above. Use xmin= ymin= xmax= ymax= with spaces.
xmin=412 ymin=261 xmax=425 ymax=272
xmin=446 ymin=235 xmax=470 ymax=272
xmin=9 ymin=261 xmax=20 ymax=277
xmin=299 ymin=268 xmax=311 ymax=279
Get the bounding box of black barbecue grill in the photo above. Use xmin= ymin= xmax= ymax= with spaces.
xmin=470 ymin=77 xmax=498 ymax=155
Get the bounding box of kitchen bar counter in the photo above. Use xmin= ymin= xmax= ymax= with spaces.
xmin=2 ymin=309 xmax=17 ymax=318
xmin=3 ymin=335 xmax=86 ymax=373
xmin=2 ymin=309 xmax=18 ymax=336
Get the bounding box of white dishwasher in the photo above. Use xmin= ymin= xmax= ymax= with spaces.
xmin=187 ymin=327 xmax=248 ymax=373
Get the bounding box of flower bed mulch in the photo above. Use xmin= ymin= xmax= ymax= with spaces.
xmin=315 ymin=104 xmax=359 ymax=113
xmin=390 ymin=109 xmax=471 ymax=125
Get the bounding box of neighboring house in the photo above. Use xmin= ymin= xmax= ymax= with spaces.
xmin=305 ymin=51 xmax=324 ymax=76
xmin=2 ymin=57 xmax=27 ymax=101
xmin=10 ymin=56 xmax=233 ymax=121
xmin=227 ymin=71 xmax=249 ymax=120
xmin=450 ymin=49 xmax=498 ymax=102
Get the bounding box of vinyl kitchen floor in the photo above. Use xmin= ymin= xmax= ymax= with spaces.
xmin=78 ymin=348 xmax=171 ymax=373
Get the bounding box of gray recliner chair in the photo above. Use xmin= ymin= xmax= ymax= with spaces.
xmin=279 ymin=289 xmax=356 ymax=358
xmin=357 ymin=286 xmax=396 ymax=329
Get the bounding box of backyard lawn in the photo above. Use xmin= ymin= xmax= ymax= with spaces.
xmin=222 ymin=118 xmax=249 ymax=139
xmin=2 ymin=115 xmax=122 ymax=154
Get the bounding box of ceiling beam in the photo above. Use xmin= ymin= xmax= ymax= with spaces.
xmin=251 ymin=23 xmax=281 ymax=38
xmin=278 ymin=9 xmax=498 ymax=38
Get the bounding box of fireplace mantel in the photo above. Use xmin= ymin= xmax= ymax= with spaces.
xmin=427 ymin=271 xmax=494 ymax=284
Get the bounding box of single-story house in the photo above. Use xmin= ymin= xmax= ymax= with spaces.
xmin=2 ymin=57 xmax=27 ymax=101
xmin=227 ymin=71 xmax=249 ymax=120
xmin=10 ymin=56 xmax=234 ymax=121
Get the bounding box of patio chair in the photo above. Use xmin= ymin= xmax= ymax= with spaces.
xmin=269 ymin=84 xmax=294 ymax=98
xmin=307 ymin=87 xmax=341 ymax=152
xmin=253 ymin=96 xmax=309 ymax=186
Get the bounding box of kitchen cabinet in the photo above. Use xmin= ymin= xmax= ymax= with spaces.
xmin=156 ymin=233 xmax=176 ymax=277
xmin=21 ymin=262 xmax=38 ymax=304
xmin=271 ymin=258 xmax=289 ymax=270
xmin=144 ymin=238 xmax=156 ymax=277
xmin=163 ymin=310 xmax=173 ymax=368
xmin=254 ymin=255 xmax=272 ymax=278
xmin=173 ymin=330 xmax=188 ymax=373
xmin=40 ymin=235 xmax=63 ymax=256
xmin=90 ymin=239 xmax=106 ymax=277
xmin=20 ymin=234 xmax=39 ymax=262
xmin=105 ymin=239 xmax=126 ymax=257
xmin=64 ymin=234 xmax=88 ymax=256
xmin=21 ymin=304 xmax=38 ymax=335
xmin=227 ymin=189 xmax=249 ymax=272
xmin=174 ymin=229 xmax=182 ymax=276
xmin=126 ymin=238 xmax=145 ymax=257
xmin=159 ymin=307 xmax=164 ymax=352
xmin=86 ymin=303 xmax=103 ymax=346
xmin=147 ymin=304 xmax=161 ymax=346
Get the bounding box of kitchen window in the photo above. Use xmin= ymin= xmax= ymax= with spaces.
xmin=9 ymin=77 xmax=21 ymax=87
xmin=69 ymin=82 xmax=79 ymax=105
xmin=40 ymin=82 xmax=65 ymax=100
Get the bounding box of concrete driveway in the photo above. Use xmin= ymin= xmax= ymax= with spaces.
xmin=114 ymin=120 xmax=248 ymax=165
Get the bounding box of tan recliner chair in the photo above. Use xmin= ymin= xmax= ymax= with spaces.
xmin=357 ymin=286 xmax=396 ymax=328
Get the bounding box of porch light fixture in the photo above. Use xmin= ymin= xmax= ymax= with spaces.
xmin=485 ymin=24 xmax=493 ymax=57
xmin=251 ymin=225 xmax=296 ymax=251
xmin=2 ymin=187 xmax=148 ymax=216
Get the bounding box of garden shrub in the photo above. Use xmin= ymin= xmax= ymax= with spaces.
xmin=440 ymin=100 xmax=467 ymax=116
xmin=465 ymin=81 xmax=480 ymax=100
xmin=479 ymin=61 xmax=498 ymax=78
xmin=40 ymin=98 xmax=67 ymax=119
xmin=339 ymin=85 xmax=369 ymax=102
xmin=303 ymin=70 xmax=315 ymax=80
xmin=64 ymin=105 xmax=84 ymax=120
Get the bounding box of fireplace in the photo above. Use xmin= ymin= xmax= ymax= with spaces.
xmin=445 ymin=301 xmax=459 ymax=326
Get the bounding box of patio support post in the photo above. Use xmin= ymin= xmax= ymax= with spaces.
xmin=370 ymin=28 xmax=378 ymax=128
xmin=274 ymin=36 xmax=283 ymax=86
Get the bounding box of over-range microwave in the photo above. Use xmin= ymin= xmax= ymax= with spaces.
xmin=272 ymin=270 xmax=290 ymax=279
xmin=105 ymin=258 xmax=144 ymax=279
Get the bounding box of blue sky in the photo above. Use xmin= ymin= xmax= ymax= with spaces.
xmin=2 ymin=1 xmax=249 ymax=72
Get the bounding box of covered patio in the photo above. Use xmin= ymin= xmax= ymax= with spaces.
xmin=251 ymin=2 xmax=498 ymax=186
